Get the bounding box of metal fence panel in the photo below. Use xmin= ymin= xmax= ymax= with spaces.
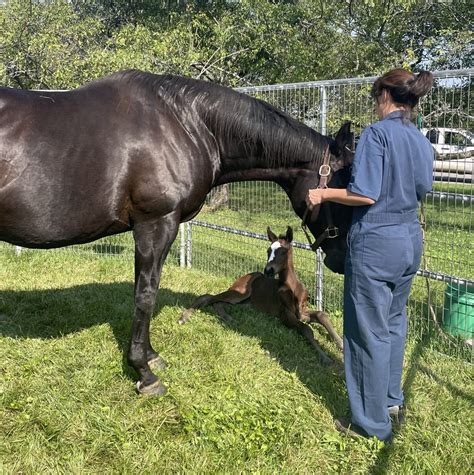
xmin=189 ymin=69 xmax=473 ymax=361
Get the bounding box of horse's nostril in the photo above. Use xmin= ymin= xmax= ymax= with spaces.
xmin=264 ymin=267 xmax=275 ymax=277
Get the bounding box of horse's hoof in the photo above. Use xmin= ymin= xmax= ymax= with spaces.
xmin=148 ymin=355 xmax=168 ymax=371
xmin=136 ymin=380 xmax=168 ymax=396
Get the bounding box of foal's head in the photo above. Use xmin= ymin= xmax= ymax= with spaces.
xmin=264 ymin=226 xmax=293 ymax=278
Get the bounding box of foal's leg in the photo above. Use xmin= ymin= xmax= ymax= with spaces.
xmin=306 ymin=310 xmax=344 ymax=351
xmin=129 ymin=214 xmax=179 ymax=396
xmin=280 ymin=306 xmax=332 ymax=365
xmin=179 ymin=274 xmax=258 ymax=324
xmin=293 ymin=321 xmax=333 ymax=366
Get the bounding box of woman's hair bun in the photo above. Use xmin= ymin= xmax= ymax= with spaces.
xmin=371 ymin=68 xmax=434 ymax=107
xmin=408 ymin=71 xmax=434 ymax=99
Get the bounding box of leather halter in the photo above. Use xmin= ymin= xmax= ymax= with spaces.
xmin=301 ymin=145 xmax=339 ymax=252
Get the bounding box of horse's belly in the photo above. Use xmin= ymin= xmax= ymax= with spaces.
xmin=0 ymin=183 xmax=131 ymax=248
xmin=0 ymin=212 xmax=130 ymax=248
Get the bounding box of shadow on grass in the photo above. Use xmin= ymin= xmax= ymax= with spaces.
xmin=0 ymin=281 xmax=347 ymax=414
xmin=0 ymin=283 xmax=194 ymax=382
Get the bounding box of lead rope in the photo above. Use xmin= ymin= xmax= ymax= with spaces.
xmin=419 ymin=201 xmax=437 ymax=325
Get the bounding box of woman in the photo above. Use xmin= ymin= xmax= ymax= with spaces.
xmin=306 ymin=69 xmax=434 ymax=442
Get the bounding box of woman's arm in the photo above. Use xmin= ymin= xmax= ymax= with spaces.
xmin=306 ymin=188 xmax=375 ymax=208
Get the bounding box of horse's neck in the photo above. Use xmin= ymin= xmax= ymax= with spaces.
xmin=277 ymin=255 xmax=298 ymax=290
xmin=215 ymin=155 xmax=318 ymax=187
xmin=210 ymin=104 xmax=326 ymax=186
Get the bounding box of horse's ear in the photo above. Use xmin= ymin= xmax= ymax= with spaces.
xmin=267 ymin=227 xmax=278 ymax=243
xmin=332 ymin=121 xmax=354 ymax=166
xmin=334 ymin=121 xmax=352 ymax=152
xmin=285 ymin=226 xmax=293 ymax=243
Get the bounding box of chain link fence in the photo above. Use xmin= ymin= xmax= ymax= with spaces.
xmin=2 ymin=69 xmax=472 ymax=361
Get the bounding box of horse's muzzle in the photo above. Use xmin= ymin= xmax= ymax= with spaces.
xmin=264 ymin=266 xmax=275 ymax=278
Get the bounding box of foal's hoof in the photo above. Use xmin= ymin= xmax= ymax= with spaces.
xmin=136 ymin=380 xmax=168 ymax=396
xmin=178 ymin=309 xmax=192 ymax=325
xmin=148 ymin=355 xmax=168 ymax=371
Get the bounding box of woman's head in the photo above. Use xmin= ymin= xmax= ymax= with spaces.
xmin=371 ymin=69 xmax=433 ymax=118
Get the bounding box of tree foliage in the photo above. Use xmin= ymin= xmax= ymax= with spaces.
xmin=0 ymin=0 xmax=472 ymax=89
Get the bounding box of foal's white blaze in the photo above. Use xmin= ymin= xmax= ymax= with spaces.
xmin=268 ymin=241 xmax=282 ymax=263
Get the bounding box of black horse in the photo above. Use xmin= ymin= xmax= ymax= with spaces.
xmin=0 ymin=70 xmax=353 ymax=395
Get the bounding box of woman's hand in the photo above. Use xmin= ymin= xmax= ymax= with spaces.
xmin=306 ymin=188 xmax=325 ymax=209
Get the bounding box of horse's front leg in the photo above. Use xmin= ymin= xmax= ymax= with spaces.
xmin=129 ymin=213 xmax=179 ymax=396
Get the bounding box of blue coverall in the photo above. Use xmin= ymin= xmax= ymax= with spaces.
xmin=344 ymin=110 xmax=433 ymax=441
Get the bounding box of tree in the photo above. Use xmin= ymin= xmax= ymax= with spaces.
xmin=0 ymin=0 xmax=472 ymax=90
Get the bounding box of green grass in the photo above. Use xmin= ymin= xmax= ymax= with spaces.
xmin=1 ymin=249 xmax=473 ymax=474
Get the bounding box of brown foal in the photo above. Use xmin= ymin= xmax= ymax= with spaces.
xmin=179 ymin=226 xmax=343 ymax=365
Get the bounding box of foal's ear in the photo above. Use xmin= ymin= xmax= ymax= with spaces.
xmin=285 ymin=226 xmax=293 ymax=243
xmin=267 ymin=227 xmax=278 ymax=243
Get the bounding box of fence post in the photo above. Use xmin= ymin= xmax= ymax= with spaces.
xmin=315 ymin=85 xmax=327 ymax=311
xmin=179 ymin=223 xmax=186 ymax=268
xmin=320 ymin=85 xmax=327 ymax=136
xmin=186 ymin=223 xmax=192 ymax=268
xmin=315 ymin=248 xmax=324 ymax=311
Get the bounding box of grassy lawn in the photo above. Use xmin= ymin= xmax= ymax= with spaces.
xmin=1 ymin=249 xmax=472 ymax=474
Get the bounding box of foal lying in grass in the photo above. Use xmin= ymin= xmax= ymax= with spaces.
xmin=180 ymin=226 xmax=343 ymax=365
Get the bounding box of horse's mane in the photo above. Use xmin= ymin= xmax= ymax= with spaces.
xmin=107 ymin=70 xmax=329 ymax=168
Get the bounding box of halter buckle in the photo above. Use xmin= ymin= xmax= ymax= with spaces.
xmin=327 ymin=226 xmax=339 ymax=239
xmin=319 ymin=164 xmax=331 ymax=177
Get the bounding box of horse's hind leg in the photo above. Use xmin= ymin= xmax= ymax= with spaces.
xmin=212 ymin=302 xmax=235 ymax=323
xmin=307 ymin=310 xmax=343 ymax=351
xmin=128 ymin=213 xmax=179 ymax=396
xmin=179 ymin=274 xmax=258 ymax=324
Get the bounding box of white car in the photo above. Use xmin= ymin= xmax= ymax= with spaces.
xmin=421 ymin=127 xmax=474 ymax=159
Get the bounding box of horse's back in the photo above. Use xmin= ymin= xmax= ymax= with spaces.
xmin=0 ymin=75 xmax=218 ymax=248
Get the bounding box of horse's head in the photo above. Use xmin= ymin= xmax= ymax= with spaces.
xmin=307 ymin=166 xmax=353 ymax=274
xmin=264 ymin=226 xmax=293 ymax=278
xmin=284 ymin=121 xmax=354 ymax=274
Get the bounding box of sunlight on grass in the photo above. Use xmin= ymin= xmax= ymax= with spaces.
xmin=0 ymin=250 xmax=472 ymax=473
